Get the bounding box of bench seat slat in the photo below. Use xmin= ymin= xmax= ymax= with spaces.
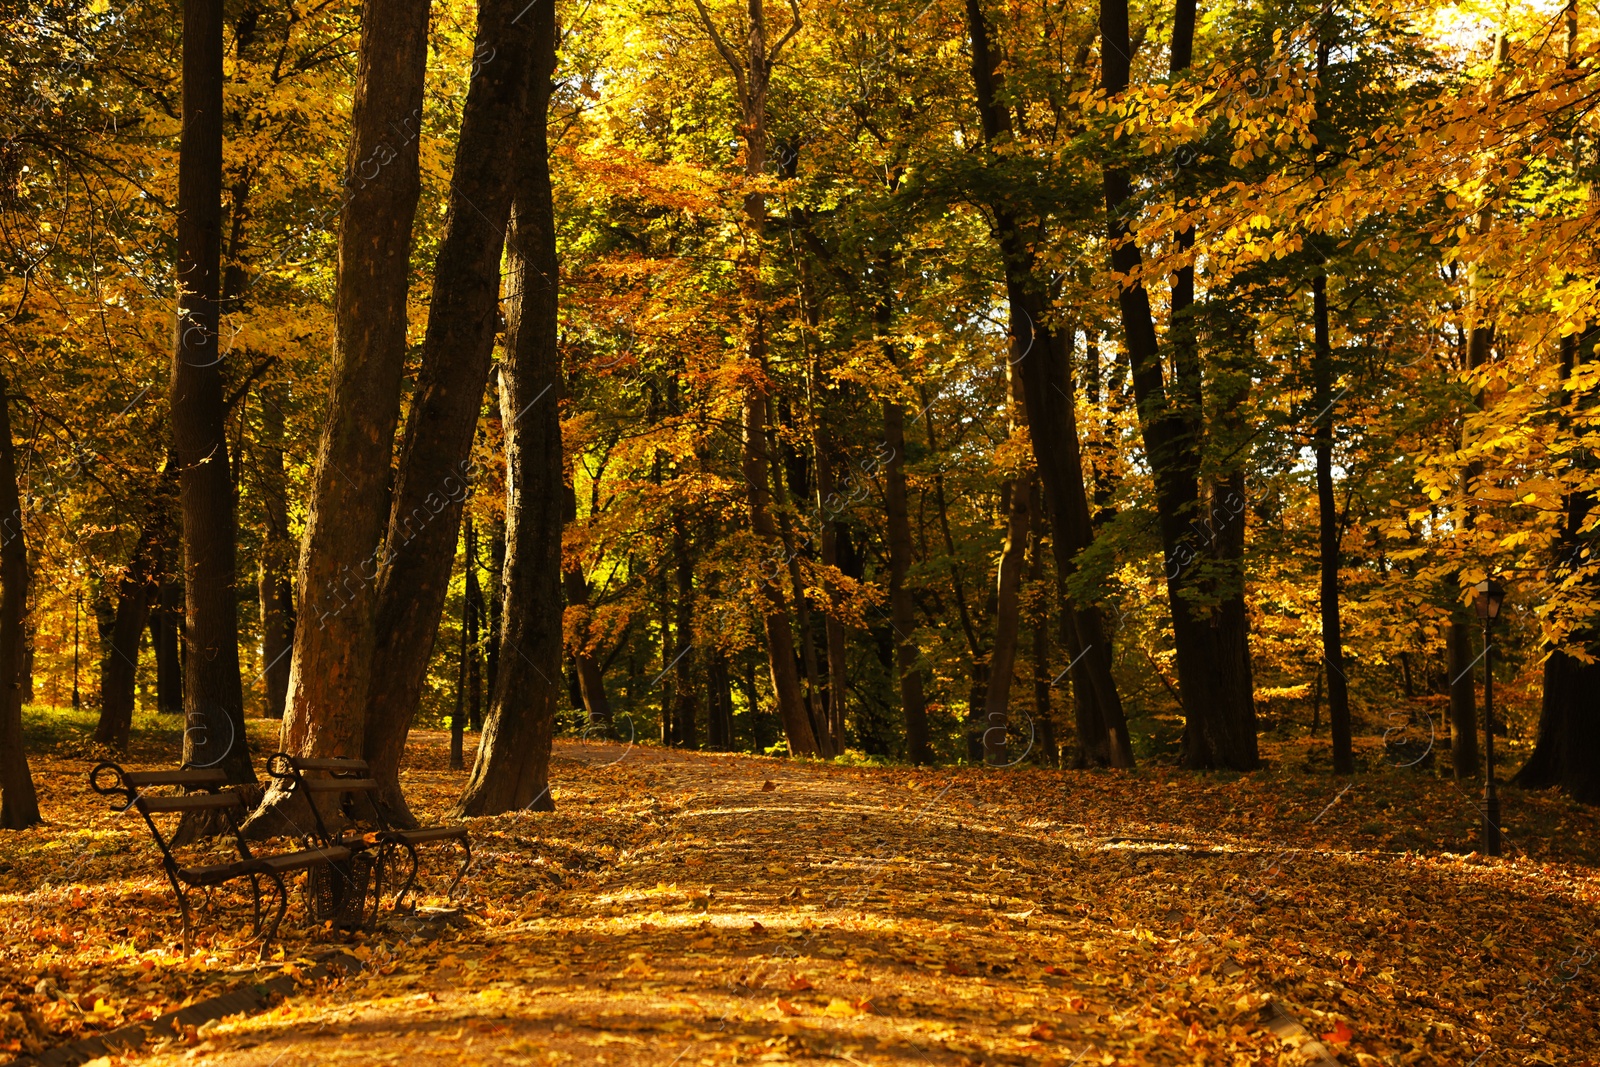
xmin=300 ymin=777 xmax=379 ymax=793
xmin=124 ymin=769 xmax=228 ymax=788
xmin=177 ymin=858 xmax=259 ymax=885
xmin=385 ymin=826 xmax=468 ymax=845
xmin=258 ymin=846 xmax=351 ymax=873
xmin=292 ymin=757 xmax=370 ymax=773
xmin=138 ymin=792 xmax=244 ymax=814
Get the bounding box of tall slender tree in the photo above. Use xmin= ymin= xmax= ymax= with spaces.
xmin=173 ymin=0 xmax=251 ymax=783
xmin=362 ymin=0 xmax=543 ymax=820
xmin=457 ymin=0 xmax=562 ymax=815
xmin=689 ymin=0 xmax=820 ymax=757
xmin=967 ymin=0 xmax=1134 ymax=767
xmin=1096 ymin=0 xmax=1256 ymax=769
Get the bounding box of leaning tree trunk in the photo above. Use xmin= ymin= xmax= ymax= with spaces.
xmin=361 ymin=0 xmax=539 ymax=814
xmin=173 ymin=0 xmax=251 ymax=782
xmin=966 ymin=0 xmax=1133 ymax=767
xmin=0 ymin=377 xmax=39 ymax=830
xmin=457 ymin=4 xmax=562 ymax=815
xmin=93 ymin=501 xmax=164 ymax=752
xmin=250 ymin=0 xmax=431 ymax=832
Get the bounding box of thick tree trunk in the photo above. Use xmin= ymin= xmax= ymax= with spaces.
xmin=1312 ymin=273 xmax=1354 ymax=773
xmin=1096 ymin=0 xmax=1255 ymax=770
xmin=93 ymin=504 xmax=164 ymax=752
xmin=457 ymin=5 xmax=561 ymax=815
xmin=884 ymin=399 xmax=931 ymax=764
xmin=0 ymin=378 xmax=39 ymax=830
xmin=173 ymin=0 xmax=251 ymax=783
xmin=361 ymin=0 xmax=538 ymax=821
xmin=257 ymin=0 xmax=431 ymax=829
xmin=255 ymin=387 xmax=294 ymax=720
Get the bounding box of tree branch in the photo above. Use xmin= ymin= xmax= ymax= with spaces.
xmin=687 ymin=0 xmax=749 ymax=103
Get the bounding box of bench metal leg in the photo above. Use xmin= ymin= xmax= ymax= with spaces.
xmin=446 ymin=838 xmax=471 ymax=903
xmin=258 ymin=871 xmax=289 ymax=961
xmin=164 ymin=867 xmax=196 ymax=957
xmin=248 ymin=873 xmax=264 ymax=940
xmin=389 ymin=843 xmax=421 ymax=913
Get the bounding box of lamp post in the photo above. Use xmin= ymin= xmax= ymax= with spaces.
xmin=72 ymin=588 xmax=81 ymax=711
xmin=1473 ymin=579 xmax=1505 ymax=856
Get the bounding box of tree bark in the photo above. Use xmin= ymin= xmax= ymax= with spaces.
xmin=1097 ymin=0 xmax=1255 ymax=769
xmin=261 ymin=0 xmax=431 ymax=812
xmin=173 ymin=0 xmax=251 ymax=783
xmin=0 ymin=378 xmax=39 ymax=830
xmin=457 ymin=4 xmax=562 ymax=815
xmin=255 ymin=387 xmax=294 ymax=720
xmin=1311 ymin=272 xmax=1354 ymax=773
xmin=363 ymin=0 xmax=541 ymax=819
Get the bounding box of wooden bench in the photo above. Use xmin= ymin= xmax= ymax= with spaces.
xmin=89 ymin=762 xmax=352 ymax=957
xmin=266 ymin=753 xmax=471 ymax=914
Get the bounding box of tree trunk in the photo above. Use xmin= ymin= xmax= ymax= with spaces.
xmin=672 ymin=521 xmax=697 ymax=748
xmin=563 ymin=563 xmax=615 ymax=728
xmin=1515 ymin=327 xmax=1600 ymax=803
xmin=1447 ymin=587 xmax=1479 ymax=779
xmin=1312 ymin=273 xmax=1354 ymax=773
xmin=257 ymin=0 xmax=430 ymax=824
xmin=173 ymin=0 xmax=251 ymax=783
xmin=0 ymin=378 xmax=40 ymax=830
xmin=151 ymin=541 xmax=184 ymax=714
xmin=363 ymin=0 xmax=541 ymax=819
xmin=93 ymin=505 xmax=163 ymax=752
xmin=884 ymin=399 xmax=931 ymax=764
xmin=1096 ymin=0 xmax=1254 ymax=769
xmin=690 ymin=0 xmax=817 ymax=758
xmin=983 ymin=468 xmax=1031 ymax=766
xmin=465 ymin=518 xmax=484 ymax=732
xmin=255 ymin=386 xmax=294 ymax=720
xmin=966 ymin=0 xmax=1133 ymax=768
xmin=254 ymin=0 xmax=431 ymax=834
xmin=457 ymin=5 xmax=562 ymax=815
xmin=486 ymin=517 xmax=505 ymax=701
xmin=1030 ymin=493 xmax=1055 ymax=767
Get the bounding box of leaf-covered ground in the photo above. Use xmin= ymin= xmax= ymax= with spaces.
xmin=3 ymin=718 xmax=1599 ymax=1065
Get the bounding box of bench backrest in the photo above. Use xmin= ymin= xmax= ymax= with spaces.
xmin=90 ymin=762 xmax=255 ymax=871
xmin=266 ymin=752 xmax=388 ymax=845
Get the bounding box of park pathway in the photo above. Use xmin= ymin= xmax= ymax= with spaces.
xmin=118 ymin=734 xmax=1594 ymax=1066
